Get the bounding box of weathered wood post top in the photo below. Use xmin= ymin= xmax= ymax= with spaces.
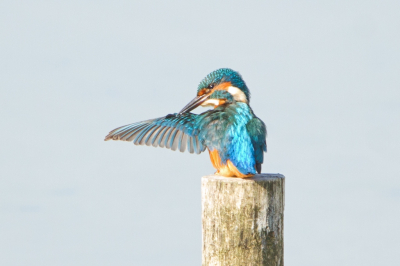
xmin=202 ymin=174 xmax=285 ymax=266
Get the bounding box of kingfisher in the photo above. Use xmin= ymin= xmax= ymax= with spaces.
xmin=105 ymin=68 xmax=267 ymax=178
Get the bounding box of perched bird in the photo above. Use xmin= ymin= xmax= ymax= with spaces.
xmin=105 ymin=68 xmax=267 ymax=178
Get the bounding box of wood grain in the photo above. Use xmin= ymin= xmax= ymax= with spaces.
xmin=202 ymin=174 xmax=285 ymax=266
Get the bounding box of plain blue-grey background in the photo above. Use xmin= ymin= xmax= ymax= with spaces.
xmin=1 ymin=1 xmax=399 ymax=265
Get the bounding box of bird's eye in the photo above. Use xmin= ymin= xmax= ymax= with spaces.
xmin=208 ymin=84 xmax=214 ymax=89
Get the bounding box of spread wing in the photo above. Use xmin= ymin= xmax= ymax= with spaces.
xmin=246 ymin=117 xmax=267 ymax=174
xmin=104 ymin=113 xmax=206 ymax=154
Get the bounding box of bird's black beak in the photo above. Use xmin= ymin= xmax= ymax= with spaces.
xmin=179 ymin=94 xmax=210 ymax=114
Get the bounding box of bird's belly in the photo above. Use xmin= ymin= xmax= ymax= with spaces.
xmin=208 ymin=149 xmax=254 ymax=178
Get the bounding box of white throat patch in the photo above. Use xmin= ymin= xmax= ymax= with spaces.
xmin=227 ymin=86 xmax=248 ymax=103
xmin=201 ymin=99 xmax=220 ymax=107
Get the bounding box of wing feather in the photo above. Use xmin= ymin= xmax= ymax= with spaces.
xmin=137 ymin=125 xmax=158 ymax=145
xmin=121 ymin=124 xmax=147 ymax=141
xmin=159 ymin=127 xmax=172 ymax=148
xmin=188 ymin=136 xmax=194 ymax=154
xmin=165 ymin=128 xmax=178 ymax=149
xmin=171 ymin=131 xmax=181 ymax=151
xmin=151 ymin=126 xmax=166 ymax=147
xmin=134 ymin=124 xmax=155 ymax=145
xmin=105 ymin=113 xmax=206 ymax=154
xmin=179 ymin=134 xmax=188 ymax=152
xmin=246 ymin=117 xmax=267 ymax=173
xmin=144 ymin=125 xmax=161 ymax=146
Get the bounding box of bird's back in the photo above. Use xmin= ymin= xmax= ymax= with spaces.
xmin=196 ymin=102 xmax=265 ymax=176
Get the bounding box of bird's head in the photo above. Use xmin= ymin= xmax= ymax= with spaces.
xmin=179 ymin=68 xmax=250 ymax=113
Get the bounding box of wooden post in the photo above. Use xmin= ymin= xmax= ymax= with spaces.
xmin=202 ymin=174 xmax=285 ymax=266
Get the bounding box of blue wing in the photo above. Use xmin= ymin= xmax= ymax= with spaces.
xmin=104 ymin=113 xmax=206 ymax=154
xmin=246 ymin=117 xmax=267 ymax=174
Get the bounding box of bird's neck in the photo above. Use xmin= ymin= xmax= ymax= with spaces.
xmin=215 ymin=102 xmax=253 ymax=122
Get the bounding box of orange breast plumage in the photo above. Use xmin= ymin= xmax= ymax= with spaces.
xmin=208 ymin=149 xmax=254 ymax=178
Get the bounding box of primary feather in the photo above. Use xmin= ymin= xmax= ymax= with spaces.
xmin=104 ymin=113 xmax=206 ymax=154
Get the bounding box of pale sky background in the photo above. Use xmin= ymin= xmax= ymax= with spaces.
xmin=1 ymin=1 xmax=399 ymax=265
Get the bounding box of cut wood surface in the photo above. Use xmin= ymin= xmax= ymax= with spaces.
xmin=202 ymin=174 xmax=285 ymax=266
